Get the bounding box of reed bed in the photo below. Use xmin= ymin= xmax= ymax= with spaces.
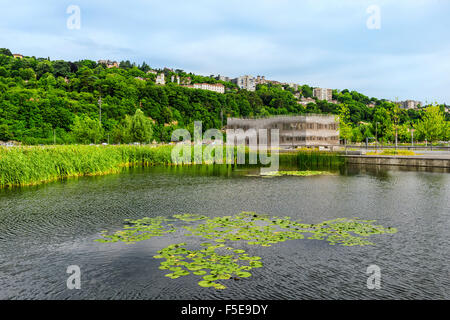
xmin=0 ymin=145 xmax=174 ymax=188
xmin=0 ymin=145 xmax=345 ymax=188
xmin=295 ymin=150 xmax=344 ymax=170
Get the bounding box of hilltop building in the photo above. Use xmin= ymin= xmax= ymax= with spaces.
xmin=313 ymin=88 xmax=333 ymax=101
xmin=215 ymin=75 xmax=231 ymax=82
xmin=287 ymin=83 xmax=300 ymax=91
xmin=256 ymin=75 xmax=267 ymax=85
xmin=227 ymin=114 xmax=339 ymax=148
xmin=171 ymin=75 xmax=181 ymax=85
xmin=98 ymin=60 xmax=119 ymax=68
xmin=297 ymin=97 xmax=316 ymax=105
xmin=13 ymin=53 xmax=23 ymax=59
xmin=232 ymin=75 xmax=256 ymax=91
xmin=183 ymin=83 xmax=225 ymax=94
xmin=155 ymin=73 xmax=165 ymax=85
xmin=400 ymin=100 xmax=422 ymax=110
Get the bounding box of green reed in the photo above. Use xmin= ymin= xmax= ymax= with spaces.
xmin=0 ymin=145 xmax=174 ymax=187
xmin=0 ymin=145 xmax=345 ymax=188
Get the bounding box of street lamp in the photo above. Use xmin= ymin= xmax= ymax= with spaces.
xmin=411 ymin=128 xmax=415 ymax=148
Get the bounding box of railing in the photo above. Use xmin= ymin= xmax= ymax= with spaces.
xmin=345 ymin=144 xmax=450 ymax=152
xmin=227 ymin=113 xmax=337 ymax=120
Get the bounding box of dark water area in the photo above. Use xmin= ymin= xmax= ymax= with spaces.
xmin=0 ymin=165 xmax=449 ymax=300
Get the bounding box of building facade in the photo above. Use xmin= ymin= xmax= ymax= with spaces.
xmin=232 ymin=75 xmax=256 ymax=91
xmin=182 ymin=83 xmax=225 ymax=94
xmin=313 ymin=88 xmax=333 ymax=101
xmin=400 ymin=100 xmax=421 ymax=110
xmin=171 ymin=75 xmax=181 ymax=85
xmin=226 ymin=114 xmax=340 ymax=148
xmin=98 ymin=60 xmax=119 ymax=68
xmin=155 ymin=73 xmax=165 ymax=85
xmin=215 ymin=75 xmax=231 ymax=82
xmin=297 ymin=97 xmax=316 ymax=105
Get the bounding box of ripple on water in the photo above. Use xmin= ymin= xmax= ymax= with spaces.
xmin=0 ymin=166 xmax=449 ymax=299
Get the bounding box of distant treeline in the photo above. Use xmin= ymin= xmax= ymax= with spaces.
xmin=0 ymin=48 xmax=448 ymax=145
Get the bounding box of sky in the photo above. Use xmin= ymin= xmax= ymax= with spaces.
xmin=1 ymin=0 xmax=449 ymax=104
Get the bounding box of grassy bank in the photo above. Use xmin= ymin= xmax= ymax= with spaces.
xmin=0 ymin=145 xmax=345 ymax=188
xmin=366 ymin=150 xmax=417 ymax=156
xmin=0 ymin=145 xmax=174 ymax=187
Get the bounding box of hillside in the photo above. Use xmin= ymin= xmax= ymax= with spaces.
xmin=0 ymin=48 xmax=448 ymax=145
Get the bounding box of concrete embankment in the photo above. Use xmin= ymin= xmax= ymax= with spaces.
xmin=344 ymin=155 xmax=450 ymax=168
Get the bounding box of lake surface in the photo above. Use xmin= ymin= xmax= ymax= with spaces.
xmin=0 ymin=165 xmax=449 ymax=300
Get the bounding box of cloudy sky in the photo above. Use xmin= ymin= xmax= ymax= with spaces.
xmin=1 ymin=0 xmax=449 ymax=103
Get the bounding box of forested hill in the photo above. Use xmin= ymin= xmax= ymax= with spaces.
xmin=0 ymin=48 xmax=448 ymax=145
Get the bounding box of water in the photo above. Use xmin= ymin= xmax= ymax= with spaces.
xmin=0 ymin=165 xmax=449 ymax=300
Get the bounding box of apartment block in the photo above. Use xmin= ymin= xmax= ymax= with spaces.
xmin=400 ymin=100 xmax=422 ymax=110
xmin=232 ymin=75 xmax=256 ymax=92
xmin=313 ymin=88 xmax=333 ymax=101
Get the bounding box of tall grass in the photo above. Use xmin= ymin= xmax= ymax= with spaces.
xmin=0 ymin=145 xmax=174 ymax=187
xmin=0 ymin=145 xmax=345 ymax=188
xmin=295 ymin=150 xmax=344 ymax=170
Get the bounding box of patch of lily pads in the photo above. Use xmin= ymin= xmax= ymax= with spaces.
xmin=259 ymin=170 xmax=334 ymax=177
xmin=154 ymin=242 xmax=262 ymax=290
xmin=96 ymin=212 xmax=397 ymax=289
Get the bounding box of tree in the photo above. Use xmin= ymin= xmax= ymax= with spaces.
xmin=71 ymin=115 xmax=104 ymax=144
xmin=19 ymin=68 xmax=36 ymax=81
xmin=0 ymin=48 xmax=12 ymax=56
xmin=445 ymin=122 xmax=450 ymax=141
xmin=35 ymin=60 xmax=54 ymax=79
xmin=53 ymin=60 xmax=71 ymax=78
xmin=0 ymin=124 xmax=13 ymax=141
xmin=113 ymin=109 xmax=153 ymax=144
xmin=338 ymin=105 xmax=352 ymax=144
xmin=359 ymin=123 xmax=374 ymax=141
xmin=392 ymin=103 xmax=401 ymax=146
xmin=398 ymin=123 xmax=412 ymax=143
xmin=301 ymin=85 xmax=313 ymax=98
xmin=414 ymin=105 xmax=446 ymax=145
xmin=129 ymin=109 xmax=153 ymax=143
xmin=352 ymin=126 xmax=363 ymax=142
xmin=372 ymin=107 xmax=393 ymax=143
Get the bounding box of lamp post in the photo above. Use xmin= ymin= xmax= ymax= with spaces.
xmin=411 ymin=128 xmax=415 ymax=148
